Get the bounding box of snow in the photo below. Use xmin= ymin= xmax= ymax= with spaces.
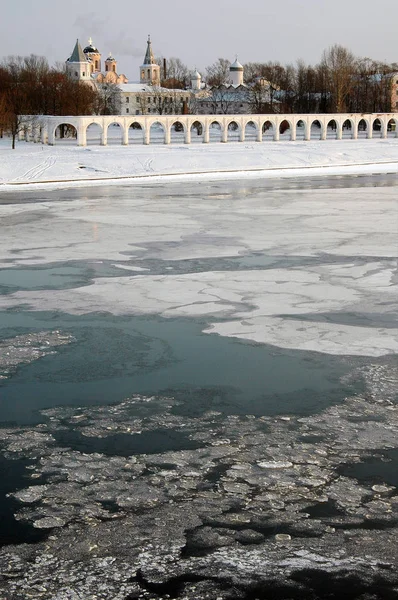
xmin=0 ymin=136 xmax=397 ymax=189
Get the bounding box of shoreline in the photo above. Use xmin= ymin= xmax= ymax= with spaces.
xmin=1 ymin=138 xmax=398 ymax=191
xmin=1 ymin=160 xmax=398 ymax=191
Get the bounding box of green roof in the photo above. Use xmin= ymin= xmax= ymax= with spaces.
xmin=69 ymin=39 xmax=87 ymax=63
xmin=143 ymin=36 xmax=156 ymax=65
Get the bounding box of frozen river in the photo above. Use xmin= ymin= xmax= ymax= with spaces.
xmin=1 ymin=174 xmax=397 ymax=423
xmin=0 ymin=174 xmax=398 ymax=599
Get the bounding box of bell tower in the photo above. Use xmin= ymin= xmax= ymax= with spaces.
xmin=105 ymin=53 xmax=117 ymax=73
xmin=140 ymin=35 xmax=160 ymax=86
xmin=83 ymin=38 xmax=102 ymax=74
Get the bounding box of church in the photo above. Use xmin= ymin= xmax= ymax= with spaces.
xmin=66 ymin=36 xmax=256 ymax=116
xmin=66 ymin=38 xmax=128 ymax=85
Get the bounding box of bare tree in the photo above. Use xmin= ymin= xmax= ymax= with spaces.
xmin=0 ymin=58 xmax=31 ymax=149
xmin=248 ymin=82 xmax=274 ymax=114
xmin=205 ymin=58 xmax=230 ymax=87
xmin=161 ymin=57 xmax=189 ymax=89
xmin=206 ymin=86 xmax=235 ymax=114
xmin=94 ymin=83 xmax=121 ymax=115
xmin=321 ymin=45 xmax=356 ymax=112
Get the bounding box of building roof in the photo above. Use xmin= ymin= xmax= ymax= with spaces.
xmin=192 ymin=69 xmax=201 ymax=79
xmin=68 ymin=39 xmax=88 ymax=63
xmin=83 ymin=37 xmax=99 ymax=54
xmin=119 ymin=83 xmax=154 ymax=93
xmin=106 ymin=52 xmax=116 ymax=62
xmin=119 ymin=83 xmax=189 ymax=94
xmin=142 ymin=35 xmax=156 ymax=65
xmin=230 ymin=57 xmax=243 ymax=72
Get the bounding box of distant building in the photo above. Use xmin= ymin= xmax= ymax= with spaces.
xmin=118 ymin=37 xmax=191 ymax=116
xmin=66 ymin=38 xmax=128 ymax=86
xmin=65 ymin=39 xmax=284 ymax=117
xmin=197 ymin=58 xmax=252 ymax=115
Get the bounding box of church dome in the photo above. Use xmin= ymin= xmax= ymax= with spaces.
xmin=105 ymin=53 xmax=116 ymax=62
xmin=83 ymin=38 xmax=99 ymax=54
xmin=230 ymin=57 xmax=243 ymax=72
xmin=192 ymin=69 xmax=201 ymax=79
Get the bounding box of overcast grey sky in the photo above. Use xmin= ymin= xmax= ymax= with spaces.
xmin=2 ymin=0 xmax=397 ymax=79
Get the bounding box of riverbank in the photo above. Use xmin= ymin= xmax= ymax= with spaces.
xmin=1 ymin=137 xmax=398 ymax=190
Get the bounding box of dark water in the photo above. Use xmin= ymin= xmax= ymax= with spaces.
xmin=341 ymin=449 xmax=398 ymax=487
xmin=0 ymin=456 xmax=48 ymax=546
xmin=0 ymin=309 xmax=356 ymax=425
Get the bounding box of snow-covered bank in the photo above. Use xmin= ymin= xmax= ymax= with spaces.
xmin=0 ymin=138 xmax=398 ymax=190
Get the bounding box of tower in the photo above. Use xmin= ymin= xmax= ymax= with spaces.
xmin=83 ymin=38 xmax=102 ymax=74
xmin=191 ymin=69 xmax=202 ymax=91
xmin=66 ymin=39 xmax=91 ymax=82
xmin=105 ymin=53 xmax=117 ymax=73
xmin=230 ymin=57 xmax=244 ymax=86
xmin=140 ymin=35 xmax=160 ymax=86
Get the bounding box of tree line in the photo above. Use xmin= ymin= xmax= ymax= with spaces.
xmin=0 ymin=55 xmax=119 ymax=148
xmin=206 ymin=45 xmax=398 ymax=114
xmin=159 ymin=45 xmax=397 ymax=114
xmin=1 ymin=45 xmax=397 ymax=148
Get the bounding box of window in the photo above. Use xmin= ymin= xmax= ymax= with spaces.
xmin=148 ymin=108 xmax=151 ymax=113
xmin=82 ymin=72 xmax=85 ymax=77
xmin=136 ymin=96 xmax=139 ymax=103
xmin=75 ymin=71 xmax=78 ymax=77
xmin=126 ymin=108 xmax=129 ymax=113
xmin=136 ymin=110 xmax=140 ymax=115
xmin=126 ymin=97 xmax=129 ymax=103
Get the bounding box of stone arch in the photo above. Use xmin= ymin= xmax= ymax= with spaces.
xmin=387 ymin=118 xmax=398 ymax=138
xmin=149 ymin=121 xmax=166 ymax=144
xmin=107 ymin=121 xmax=124 ymax=145
xmin=170 ymin=120 xmax=185 ymax=144
xmin=261 ymin=120 xmax=274 ymax=140
xmin=209 ymin=120 xmax=222 ymax=143
xmin=342 ymin=118 xmax=354 ymax=139
xmin=85 ymin=122 xmax=103 ymax=145
xmin=280 ymin=119 xmax=293 ymax=139
xmin=227 ymin=120 xmax=240 ymax=142
xmin=53 ymin=123 xmax=78 ymax=144
xmin=244 ymin=120 xmax=257 ymax=141
xmin=128 ymin=121 xmax=145 ymax=144
xmin=296 ymin=119 xmax=306 ymax=140
xmin=357 ymin=118 xmax=368 ymax=138
xmin=310 ymin=119 xmax=323 ymax=140
xmin=326 ymin=119 xmax=338 ymax=139
xmin=190 ymin=120 xmax=205 ymax=143
xmin=372 ymin=118 xmax=382 ymax=138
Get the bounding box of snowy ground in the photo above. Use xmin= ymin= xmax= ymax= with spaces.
xmin=0 ymin=135 xmax=398 ymax=189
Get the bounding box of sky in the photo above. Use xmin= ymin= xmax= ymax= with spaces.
xmin=1 ymin=0 xmax=397 ymax=80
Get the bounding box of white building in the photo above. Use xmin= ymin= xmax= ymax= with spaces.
xmin=119 ymin=37 xmax=191 ymax=116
